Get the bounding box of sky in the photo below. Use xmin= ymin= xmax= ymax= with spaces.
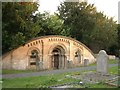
xmin=38 ymin=0 xmax=119 ymax=22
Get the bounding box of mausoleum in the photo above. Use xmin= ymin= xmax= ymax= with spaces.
xmin=2 ymin=35 xmax=96 ymax=70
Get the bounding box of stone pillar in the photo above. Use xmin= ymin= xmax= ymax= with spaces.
xmin=81 ymin=54 xmax=84 ymax=65
xmin=96 ymin=50 xmax=108 ymax=74
xmin=62 ymin=55 xmax=65 ymax=69
xmin=52 ymin=55 xmax=54 ymax=69
xmin=61 ymin=55 xmax=63 ymax=69
xmin=50 ymin=55 xmax=53 ymax=69
xmin=64 ymin=55 xmax=67 ymax=69
xmin=60 ymin=55 xmax=62 ymax=69
xmin=58 ymin=55 xmax=61 ymax=69
xmin=39 ymin=55 xmax=42 ymax=70
xmin=38 ymin=61 xmax=43 ymax=70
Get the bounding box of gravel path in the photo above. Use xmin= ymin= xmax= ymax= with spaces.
xmin=2 ymin=64 xmax=118 ymax=79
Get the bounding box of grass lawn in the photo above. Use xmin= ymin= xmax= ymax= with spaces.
xmin=2 ymin=72 xmax=80 ymax=88
xmin=2 ymin=69 xmax=38 ymax=74
xmin=108 ymin=59 xmax=118 ymax=64
xmin=2 ymin=66 xmax=118 ymax=88
xmin=2 ymin=59 xmax=118 ymax=75
xmin=108 ymin=66 xmax=118 ymax=75
xmin=89 ymin=59 xmax=118 ymax=66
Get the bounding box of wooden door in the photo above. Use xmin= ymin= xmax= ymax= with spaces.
xmin=54 ymin=54 xmax=59 ymax=69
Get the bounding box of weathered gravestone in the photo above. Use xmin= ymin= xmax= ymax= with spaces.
xmin=84 ymin=59 xmax=89 ymax=66
xmin=39 ymin=61 xmax=43 ymax=70
xmin=97 ymin=50 xmax=108 ymax=74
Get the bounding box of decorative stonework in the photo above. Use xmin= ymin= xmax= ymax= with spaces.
xmin=73 ymin=42 xmax=83 ymax=50
xmin=27 ymin=40 xmax=43 ymax=47
xmin=2 ymin=35 xmax=95 ymax=70
xmin=49 ymin=38 xmax=70 ymax=44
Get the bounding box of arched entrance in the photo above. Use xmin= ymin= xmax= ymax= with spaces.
xmin=51 ymin=46 xmax=66 ymax=69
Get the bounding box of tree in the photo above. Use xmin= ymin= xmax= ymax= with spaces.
xmin=118 ymin=24 xmax=120 ymax=48
xmin=2 ymin=2 xmax=118 ymax=56
xmin=58 ymin=2 xmax=118 ymax=54
xmin=90 ymin=13 xmax=118 ymax=53
xmin=2 ymin=2 xmax=40 ymax=53
xmin=58 ymin=2 xmax=96 ymax=44
xmin=35 ymin=12 xmax=66 ymax=36
xmin=117 ymin=24 xmax=120 ymax=57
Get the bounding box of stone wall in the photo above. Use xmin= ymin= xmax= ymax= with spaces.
xmin=2 ymin=35 xmax=96 ymax=70
xmin=108 ymin=55 xmax=116 ymax=60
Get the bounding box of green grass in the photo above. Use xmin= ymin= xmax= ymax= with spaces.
xmin=89 ymin=59 xmax=117 ymax=66
xmin=2 ymin=66 xmax=118 ymax=88
xmin=2 ymin=69 xmax=37 ymax=74
xmin=108 ymin=59 xmax=118 ymax=64
xmin=2 ymin=59 xmax=118 ymax=75
xmin=2 ymin=72 xmax=80 ymax=88
xmin=108 ymin=66 xmax=118 ymax=75
xmin=89 ymin=62 xmax=96 ymax=66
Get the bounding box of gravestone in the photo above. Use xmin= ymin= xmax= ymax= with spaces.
xmin=67 ymin=60 xmax=73 ymax=68
xmin=96 ymin=50 xmax=108 ymax=74
xmin=39 ymin=61 xmax=43 ymax=70
xmin=84 ymin=59 xmax=89 ymax=66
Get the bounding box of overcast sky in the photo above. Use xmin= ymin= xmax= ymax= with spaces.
xmin=38 ymin=0 xmax=119 ymax=22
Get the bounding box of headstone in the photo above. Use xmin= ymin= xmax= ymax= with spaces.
xmin=96 ymin=50 xmax=108 ymax=74
xmin=84 ymin=59 xmax=89 ymax=66
xmin=39 ymin=61 xmax=43 ymax=70
xmin=67 ymin=60 xmax=73 ymax=68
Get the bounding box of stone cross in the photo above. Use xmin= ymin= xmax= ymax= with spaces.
xmin=96 ymin=50 xmax=108 ymax=74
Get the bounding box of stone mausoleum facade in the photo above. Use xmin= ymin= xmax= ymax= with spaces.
xmin=2 ymin=35 xmax=96 ymax=70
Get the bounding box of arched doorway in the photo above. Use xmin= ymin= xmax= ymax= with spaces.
xmin=51 ymin=46 xmax=66 ymax=69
